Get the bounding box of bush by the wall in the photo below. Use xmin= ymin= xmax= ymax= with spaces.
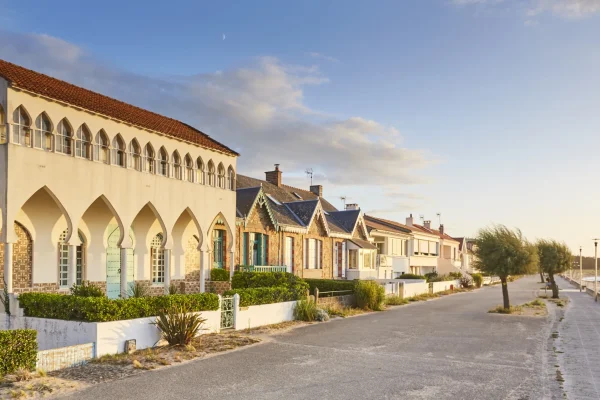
xmin=231 ymin=271 xmax=308 ymax=292
xmin=427 ymin=274 xmax=459 ymax=283
xmin=355 ymin=280 xmax=385 ymax=311
xmin=211 ymin=268 xmax=230 ymax=282
xmin=399 ymin=273 xmax=426 ymax=280
xmin=471 ymin=273 xmax=483 ymax=288
xmin=18 ymin=292 xmax=220 ymax=322
xmin=224 ymin=285 xmax=306 ymax=307
xmin=448 ymin=272 xmax=463 ymax=280
xmin=70 ymin=281 xmax=105 ymax=297
xmin=294 ymin=298 xmax=319 ymax=321
xmin=304 ymin=279 xmax=356 ymax=295
xmin=0 ymin=330 xmax=37 ymax=375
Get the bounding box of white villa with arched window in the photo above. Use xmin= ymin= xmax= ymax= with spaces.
xmin=0 ymin=59 xmax=238 ymax=299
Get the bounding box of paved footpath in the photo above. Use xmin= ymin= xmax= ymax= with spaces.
xmin=554 ymin=276 xmax=600 ymax=400
xmin=57 ymin=276 xmax=559 ymax=400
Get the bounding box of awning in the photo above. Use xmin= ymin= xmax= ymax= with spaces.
xmin=348 ymin=238 xmax=377 ymax=250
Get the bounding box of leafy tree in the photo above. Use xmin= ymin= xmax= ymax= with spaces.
xmin=473 ymin=225 xmax=537 ymax=310
xmin=537 ymin=240 xmax=572 ymax=299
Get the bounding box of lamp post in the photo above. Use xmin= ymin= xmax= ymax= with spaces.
xmin=580 ymin=246 xmax=583 ymax=293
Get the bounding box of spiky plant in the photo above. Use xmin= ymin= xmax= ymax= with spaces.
xmin=153 ymin=306 xmax=206 ymax=346
xmin=128 ymin=282 xmax=149 ymax=298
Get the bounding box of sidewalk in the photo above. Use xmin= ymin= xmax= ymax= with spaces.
xmin=554 ymin=276 xmax=600 ymax=399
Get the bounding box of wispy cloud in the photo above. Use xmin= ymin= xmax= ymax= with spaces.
xmin=306 ymin=52 xmax=340 ymax=63
xmin=452 ymin=0 xmax=600 ymax=19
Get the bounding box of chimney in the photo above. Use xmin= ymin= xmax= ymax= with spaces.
xmin=310 ymin=185 xmax=323 ymax=197
xmin=345 ymin=203 xmax=359 ymax=211
xmin=424 ymin=220 xmax=431 ymax=230
xmin=265 ymin=164 xmax=282 ymax=187
xmin=406 ymin=214 xmax=413 ymax=227
xmin=439 ymin=224 xmax=444 ymax=235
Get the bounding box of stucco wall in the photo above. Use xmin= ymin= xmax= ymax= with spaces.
xmin=235 ymin=301 xmax=296 ymax=330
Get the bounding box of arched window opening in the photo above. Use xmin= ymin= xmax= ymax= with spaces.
xmin=227 ymin=166 xmax=235 ymax=190
xmin=130 ymin=139 xmax=142 ymax=171
xmin=158 ymin=147 xmax=169 ymax=177
xmin=197 ymin=157 xmax=205 ymax=185
xmin=151 ymin=233 xmax=165 ymax=284
xmin=144 ymin=143 xmax=155 ymax=174
xmin=77 ymin=232 xmax=86 ymax=285
xmin=185 ymin=154 xmax=194 ymax=183
xmin=0 ymin=105 xmax=5 ymax=143
xmin=75 ymin=125 xmax=92 ymax=159
xmin=172 ymin=151 xmax=182 ymax=180
xmin=95 ymin=130 xmax=110 ymax=164
xmin=12 ymin=106 xmax=31 ymax=146
xmin=207 ymin=160 xmax=215 ymax=186
xmin=112 ymin=135 xmax=126 ymax=167
xmin=56 ymin=119 xmax=73 ymax=155
xmin=217 ymin=163 xmax=225 ymax=189
xmin=34 ymin=113 xmax=53 ymax=151
xmin=58 ymin=230 xmax=86 ymax=287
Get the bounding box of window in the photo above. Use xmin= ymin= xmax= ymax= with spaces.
xmin=243 ymin=232 xmax=268 ymax=266
xmin=158 ymin=147 xmax=169 ymax=176
xmin=304 ymin=238 xmax=322 ymax=269
xmin=76 ymin=232 xmax=86 ymax=285
xmin=75 ymin=125 xmax=92 ymax=159
xmin=95 ymin=130 xmax=110 ymax=164
xmin=349 ymin=249 xmax=358 ymax=269
xmin=151 ymin=233 xmax=165 ymax=284
xmin=197 ymin=158 xmax=205 ymax=184
xmin=185 ymin=154 xmax=194 ymax=182
xmin=285 ymin=237 xmax=294 ymax=268
xmin=207 ymin=161 xmax=215 ymax=186
xmin=12 ymin=106 xmax=31 ymax=146
xmin=144 ymin=144 xmax=155 ymax=173
xmin=172 ymin=151 xmax=182 ymax=180
xmin=293 ymin=192 xmax=302 ymax=200
xmin=363 ymin=252 xmax=373 ymax=269
xmin=55 ymin=119 xmax=72 ymax=155
xmin=58 ymin=230 xmax=69 ymax=287
xmin=112 ymin=135 xmax=126 ymax=167
xmin=217 ymin=163 xmax=225 ymax=188
xmin=34 ymin=113 xmax=53 ymax=151
xmin=130 ymin=139 xmax=142 ymax=171
xmin=227 ymin=166 xmax=235 ymax=190
xmin=376 ymin=242 xmax=384 ymax=255
xmin=213 ymin=229 xmax=225 ymax=268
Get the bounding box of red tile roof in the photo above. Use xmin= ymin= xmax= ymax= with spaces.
xmin=0 ymin=59 xmax=238 ymax=156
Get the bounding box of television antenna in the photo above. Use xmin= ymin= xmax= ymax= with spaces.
xmin=436 ymin=212 xmax=442 ymax=226
xmin=305 ymin=168 xmax=313 ymax=185
xmin=340 ymin=196 xmax=347 ymax=208
xmin=419 ymin=214 xmax=425 ymax=223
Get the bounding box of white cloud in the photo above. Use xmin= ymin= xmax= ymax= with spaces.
xmin=453 ymin=0 xmax=600 ymax=19
xmin=306 ymin=52 xmax=340 ymax=63
xmin=0 ymin=30 xmax=429 ymax=188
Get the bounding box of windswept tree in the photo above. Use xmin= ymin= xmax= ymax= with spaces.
xmin=474 ymin=225 xmax=537 ymax=310
xmin=537 ymin=240 xmax=572 ymax=299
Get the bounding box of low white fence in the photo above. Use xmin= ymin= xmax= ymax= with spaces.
xmin=431 ymin=280 xmax=461 ymax=293
xmin=234 ymin=299 xmax=296 ymax=330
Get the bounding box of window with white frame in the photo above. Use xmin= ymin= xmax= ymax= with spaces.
xmin=172 ymin=151 xmax=182 ymax=179
xmin=197 ymin=157 xmax=205 ymax=184
xmin=12 ymin=106 xmax=31 ymax=146
xmin=207 ymin=161 xmax=215 ymax=186
xmin=185 ymin=154 xmax=194 ymax=182
xmin=95 ymin=130 xmax=110 ymax=164
xmin=34 ymin=113 xmax=53 ymax=151
xmin=144 ymin=143 xmax=155 ymax=174
xmin=217 ymin=163 xmax=225 ymax=188
xmin=285 ymin=237 xmax=294 ymax=268
xmin=151 ymin=233 xmax=165 ymax=284
xmin=363 ymin=251 xmax=373 ymax=269
xmin=56 ymin=119 xmax=72 ymax=155
xmin=130 ymin=139 xmax=142 ymax=171
xmin=227 ymin=166 xmax=235 ymax=190
xmin=112 ymin=135 xmax=126 ymax=167
xmin=58 ymin=230 xmax=69 ymax=287
xmin=304 ymin=238 xmax=322 ymax=269
xmin=158 ymin=147 xmax=169 ymax=176
xmin=75 ymin=125 xmax=92 ymax=159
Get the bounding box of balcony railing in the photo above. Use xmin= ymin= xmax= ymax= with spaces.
xmin=239 ymin=265 xmax=291 ymax=273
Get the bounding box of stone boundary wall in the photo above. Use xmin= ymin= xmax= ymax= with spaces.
xmin=37 ymin=343 xmax=95 ymax=372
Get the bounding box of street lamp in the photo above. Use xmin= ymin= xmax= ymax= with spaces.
xmin=580 ymin=246 xmax=583 ymax=293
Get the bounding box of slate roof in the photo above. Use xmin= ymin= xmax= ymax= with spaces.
xmin=0 ymin=59 xmax=238 ymax=156
xmin=236 ymin=187 xmax=261 ymax=218
xmin=284 ymin=200 xmax=319 ymax=227
xmin=349 ymin=238 xmax=378 ymax=250
xmin=328 ymin=210 xmax=360 ymax=234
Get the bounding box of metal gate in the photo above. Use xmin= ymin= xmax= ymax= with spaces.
xmin=221 ymin=296 xmax=234 ymax=329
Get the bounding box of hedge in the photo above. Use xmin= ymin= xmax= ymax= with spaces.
xmin=398 ymin=273 xmax=426 ymax=280
xmin=0 ymin=330 xmax=37 ymax=375
xmin=211 ymin=268 xmax=230 ymax=282
xmin=231 ymin=271 xmax=308 ymax=292
xmin=18 ymin=293 xmax=220 ymax=322
xmin=304 ymin=279 xmax=356 ymax=295
xmin=224 ymin=285 xmax=307 ymax=307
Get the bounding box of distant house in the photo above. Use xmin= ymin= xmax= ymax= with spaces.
xmin=405 ymin=216 xmax=441 ymax=276
xmin=364 ymin=215 xmax=411 ymax=278
xmin=454 ymin=237 xmax=479 ymax=274
xmin=234 ymin=165 xmax=377 ymax=280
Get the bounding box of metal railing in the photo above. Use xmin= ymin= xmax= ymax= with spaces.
xmin=239 ymin=265 xmax=290 ymax=273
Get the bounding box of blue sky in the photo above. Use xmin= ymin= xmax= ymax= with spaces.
xmin=1 ymin=0 xmax=600 ymax=254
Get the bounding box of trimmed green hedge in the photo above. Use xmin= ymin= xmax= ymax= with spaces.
xmin=231 ymin=271 xmax=307 ymax=291
xmin=211 ymin=268 xmax=230 ymax=282
xmin=0 ymin=330 xmax=37 ymax=375
xmin=224 ymin=285 xmax=306 ymax=307
xmin=304 ymin=279 xmax=356 ymax=295
xmin=18 ymin=293 xmax=220 ymax=322
xmin=399 ymin=273 xmax=426 ymax=280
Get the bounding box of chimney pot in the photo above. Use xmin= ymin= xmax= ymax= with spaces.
xmin=310 ymin=184 xmax=323 ymax=197
xmin=345 ymin=203 xmax=359 ymax=210
xmin=406 ymin=214 xmax=414 ymax=227
xmin=265 ymin=164 xmax=282 ymax=187
xmin=439 ymin=224 xmax=445 ymax=235
xmin=424 ymin=220 xmax=431 ymax=230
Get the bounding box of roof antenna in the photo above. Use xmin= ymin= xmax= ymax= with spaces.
xmin=419 ymin=214 xmax=425 ymax=224
xmin=340 ymin=196 xmax=347 ymax=208
xmin=436 ymin=212 xmax=442 ymax=226
xmin=305 ymin=168 xmax=313 ymax=185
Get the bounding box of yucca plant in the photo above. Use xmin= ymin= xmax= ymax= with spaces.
xmin=153 ymin=306 xmax=206 ymax=346
xmin=128 ymin=282 xmax=149 ymax=298
xmin=168 ymin=283 xmax=180 ymax=295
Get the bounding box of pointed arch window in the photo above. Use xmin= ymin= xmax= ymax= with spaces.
xmin=112 ymin=135 xmax=126 ymax=167
xmin=217 ymin=163 xmax=225 ymax=189
xmin=158 ymin=147 xmax=169 ymax=177
xmin=207 ymin=161 xmax=215 ymax=186
xmin=95 ymin=130 xmax=110 ymax=164
xmin=144 ymin=143 xmax=155 ymax=174
xmin=185 ymin=154 xmax=194 ymax=182
xmin=58 ymin=230 xmax=86 ymax=287
xmin=75 ymin=125 xmax=92 ymax=159
xmin=151 ymin=233 xmax=165 ymax=284
xmin=12 ymin=106 xmax=31 ymax=146
xmin=0 ymin=105 xmax=5 ymax=143
xmin=227 ymin=166 xmax=235 ymax=190
xmin=130 ymin=140 xmax=142 ymax=171
xmin=34 ymin=113 xmax=53 ymax=151
xmin=197 ymin=157 xmax=205 ymax=185
xmin=172 ymin=151 xmax=182 ymax=180
xmin=56 ymin=119 xmax=73 ymax=155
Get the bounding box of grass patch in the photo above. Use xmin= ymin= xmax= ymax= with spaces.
xmin=384 ymin=296 xmax=409 ymax=306
xmin=323 ymin=303 xmax=367 ymax=318
xmin=488 ymin=305 xmax=523 ymax=314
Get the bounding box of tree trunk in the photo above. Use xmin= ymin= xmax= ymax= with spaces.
xmin=539 ymin=270 xmax=545 ymax=284
xmin=549 ymin=273 xmax=559 ymax=299
xmin=501 ymin=276 xmax=510 ymax=310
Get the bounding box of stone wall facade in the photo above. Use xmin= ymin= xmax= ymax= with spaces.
xmin=0 ymin=222 xmax=34 ymax=293
xmin=207 ymin=280 xmax=232 ymax=295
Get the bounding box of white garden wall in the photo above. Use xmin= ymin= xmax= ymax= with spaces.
xmin=431 ymin=280 xmax=461 ymax=293
xmin=234 ymin=300 xmax=296 ymax=330
xmin=402 ymin=281 xmax=429 ymax=298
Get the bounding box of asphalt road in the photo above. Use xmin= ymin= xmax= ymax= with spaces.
xmin=59 ymin=276 xmax=558 ymax=400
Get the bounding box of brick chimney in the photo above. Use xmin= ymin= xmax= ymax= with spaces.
xmin=345 ymin=203 xmax=359 ymax=211
xmin=310 ymin=185 xmax=323 ymax=197
xmin=406 ymin=214 xmax=414 ymax=227
xmin=424 ymin=220 xmax=431 ymax=230
xmin=265 ymin=164 xmax=282 ymax=187
xmin=439 ymin=224 xmax=444 ymax=235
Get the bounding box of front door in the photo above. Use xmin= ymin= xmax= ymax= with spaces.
xmin=106 ymin=225 xmax=135 ymax=299
xmin=213 ymin=229 xmax=224 ymax=269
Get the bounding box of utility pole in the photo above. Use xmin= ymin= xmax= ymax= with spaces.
xmin=580 ymin=246 xmax=583 ymax=293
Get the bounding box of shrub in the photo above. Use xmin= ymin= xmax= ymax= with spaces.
xmin=0 ymin=330 xmax=37 ymax=375
xmin=304 ymin=279 xmax=355 ymax=295
xmin=448 ymin=272 xmax=463 ymax=280
xmin=70 ymin=281 xmax=105 ymax=297
xmin=471 ymin=273 xmax=483 ymax=288
xmin=294 ymin=298 xmax=319 ymax=321
xmin=385 ymin=296 xmax=409 ymax=306
xmin=399 ymin=273 xmax=426 ymax=280
xmin=128 ymin=282 xmax=149 ymax=298
xmin=18 ymin=292 xmax=219 ymax=322
xmin=459 ymin=276 xmax=473 ymax=288
xmin=153 ymin=305 xmax=206 ymax=346
xmin=210 ymin=268 xmax=230 ymax=282
xmin=224 ymin=285 xmax=306 ymax=307
xmin=168 ymin=283 xmax=180 ymax=295
xmin=355 ymin=280 xmax=385 ymax=311
xmin=424 ymin=272 xmax=438 ymax=281
xmin=231 ymin=271 xmax=306 ymax=291
xmin=427 ymin=274 xmax=457 ymax=282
